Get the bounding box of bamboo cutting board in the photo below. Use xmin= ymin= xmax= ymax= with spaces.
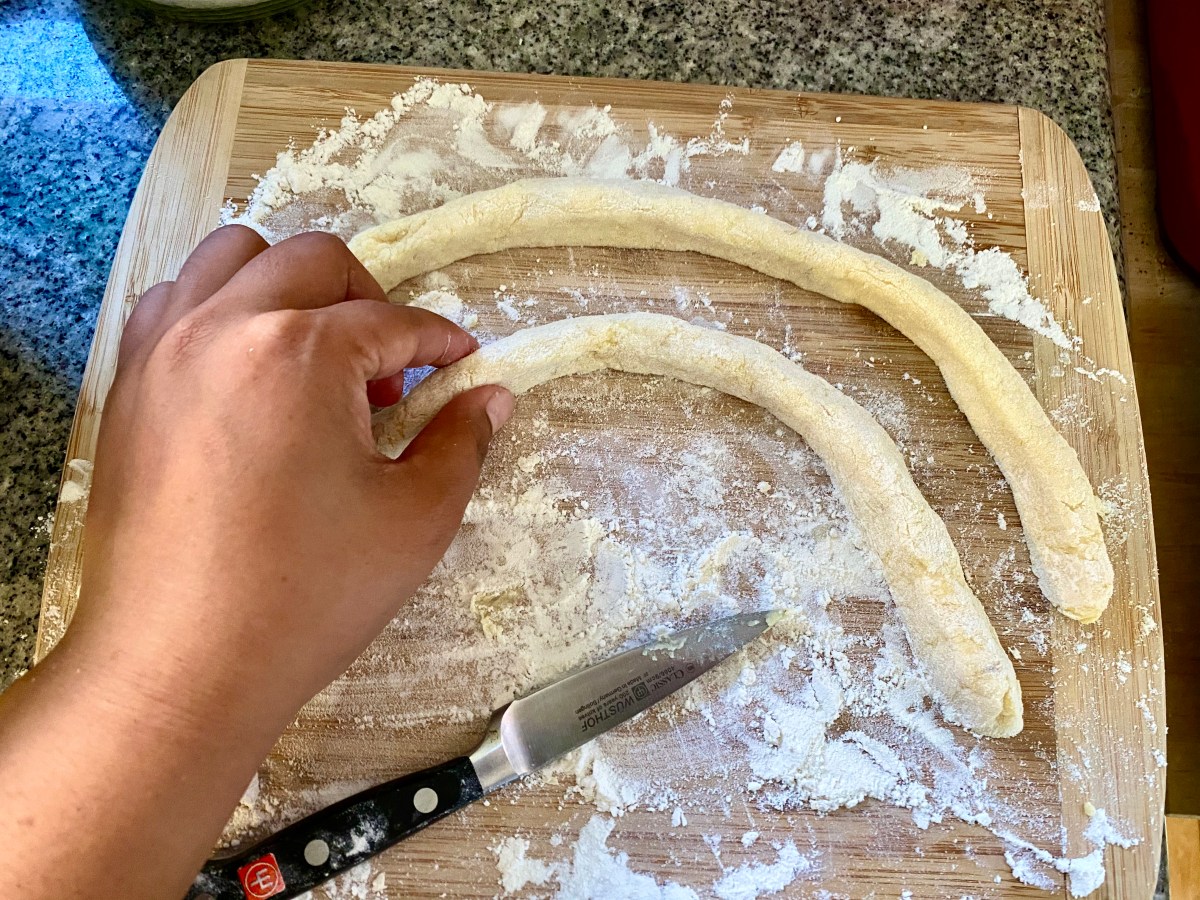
xmin=36 ymin=59 xmax=1164 ymax=898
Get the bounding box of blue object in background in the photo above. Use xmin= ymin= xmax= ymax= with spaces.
xmin=0 ymin=0 xmax=156 ymax=684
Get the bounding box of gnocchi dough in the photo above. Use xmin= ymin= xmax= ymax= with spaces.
xmin=373 ymin=313 xmax=1024 ymax=738
xmin=350 ymin=177 xmax=1112 ymax=624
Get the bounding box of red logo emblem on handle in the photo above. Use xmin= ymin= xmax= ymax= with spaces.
xmin=238 ymin=853 xmax=285 ymax=899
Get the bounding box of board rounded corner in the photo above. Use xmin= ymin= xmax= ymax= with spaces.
xmin=1018 ymin=106 xmax=1100 ymax=195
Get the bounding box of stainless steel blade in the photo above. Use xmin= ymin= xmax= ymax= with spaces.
xmin=468 ymin=610 xmax=780 ymax=792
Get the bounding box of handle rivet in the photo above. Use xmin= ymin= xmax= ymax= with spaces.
xmin=413 ymin=787 xmax=439 ymax=813
xmin=304 ymin=838 xmax=331 ymax=866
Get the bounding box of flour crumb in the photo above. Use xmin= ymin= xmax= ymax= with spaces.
xmin=956 ymin=247 xmax=1074 ymax=350
xmin=493 ymin=836 xmax=554 ymax=894
xmin=496 ymin=101 xmax=548 ymax=153
xmin=685 ymin=96 xmax=751 ymax=159
xmin=321 ymin=861 xmax=384 ymax=899
xmin=408 ymin=287 xmax=478 ymax=328
xmin=239 ymin=774 xmax=260 ymax=809
xmin=58 ymin=457 xmax=92 ymax=504
xmin=771 ymin=141 xmax=806 ymax=174
xmin=496 ymin=296 xmax=521 ymax=321
xmin=554 ymin=816 xmax=700 ymax=899
xmin=712 ymin=842 xmax=813 ymax=899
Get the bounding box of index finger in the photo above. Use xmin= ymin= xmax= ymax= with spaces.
xmin=320 ymin=299 xmax=479 ymax=397
xmin=209 ymin=230 xmax=388 ymax=315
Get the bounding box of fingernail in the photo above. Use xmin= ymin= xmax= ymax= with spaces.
xmin=485 ymin=388 xmax=514 ymax=433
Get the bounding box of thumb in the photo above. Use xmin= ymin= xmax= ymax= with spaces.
xmin=392 ymin=384 xmax=515 ymax=547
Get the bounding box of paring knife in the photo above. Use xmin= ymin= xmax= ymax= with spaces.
xmin=186 ymin=610 xmax=779 ymax=900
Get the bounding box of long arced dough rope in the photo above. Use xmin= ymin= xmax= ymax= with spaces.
xmin=350 ymin=177 xmax=1113 ymax=624
xmin=374 ymin=313 xmax=1023 ymax=738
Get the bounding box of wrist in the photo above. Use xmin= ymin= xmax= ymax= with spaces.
xmin=0 ymin=603 xmax=291 ymax=900
xmin=50 ymin=606 xmax=293 ymax=765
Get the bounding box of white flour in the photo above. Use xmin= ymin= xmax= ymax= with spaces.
xmin=211 ymin=78 xmax=1151 ymax=898
xmin=493 ymin=836 xmax=555 ymax=893
xmin=494 ymin=822 xmax=817 ymax=900
xmin=228 ymin=80 xmax=749 ymax=241
xmin=820 ymin=156 xmax=1076 ymax=350
xmin=712 ymin=842 xmax=815 ymax=900
xmin=770 ymin=142 xmax=805 ymax=174
xmin=556 ymin=816 xmax=699 ymax=899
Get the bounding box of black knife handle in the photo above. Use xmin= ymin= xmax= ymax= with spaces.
xmin=185 ymin=757 xmax=483 ymax=900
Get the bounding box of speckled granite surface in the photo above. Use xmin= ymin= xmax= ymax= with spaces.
xmin=0 ymin=0 xmax=1120 ymax=687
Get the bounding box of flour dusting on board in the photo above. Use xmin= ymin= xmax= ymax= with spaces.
xmin=227 ymin=79 xmax=728 ymax=242
xmin=211 ymin=78 xmax=1152 ymax=898
xmin=820 ymin=156 xmax=1076 ymax=351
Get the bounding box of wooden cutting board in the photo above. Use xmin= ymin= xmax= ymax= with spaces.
xmin=36 ymin=59 xmax=1165 ymax=898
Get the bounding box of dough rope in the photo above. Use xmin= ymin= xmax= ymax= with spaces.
xmin=374 ymin=313 xmax=1023 ymax=738
xmin=350 ymin=177 xmax=1112 ymax=624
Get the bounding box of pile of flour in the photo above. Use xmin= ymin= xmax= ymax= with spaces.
xmin=218 ymin=78 xmax=1148 ymax=899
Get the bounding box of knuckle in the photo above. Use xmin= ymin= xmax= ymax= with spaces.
xmin=119 ymin=282 xmax=174 ymax=366
xmin=131 ymin=280 xmax=174 ymax=312
xmin=284 ymin=230 xmax=348 ymax=260
xmin=156 ymin=310 xmax=217 ymax=365
xmin=124 ymin=281 xmax=173 ymax=331
xmin=238 ymin=308 xmax=325 ymax=360
xmin=214 ymin=222 xmax=264 ymax=243
xmin=117 ymin=325 xmax=145 ymax=365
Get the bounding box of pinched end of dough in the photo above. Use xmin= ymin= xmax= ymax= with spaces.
xmin=947 ymin=698 xmax=1022 ymax=740
xmin=923 ymin=629 xmax=1025 ymax=739
xmin=1029 ymin=540 xmax=1115 ymax=625
xmin=938 ymin=678 xmax=1023 ymax=738
xmin=985 ymin=688 xmax=1024 ymax=739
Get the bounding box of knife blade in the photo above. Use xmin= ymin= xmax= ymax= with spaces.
xmin=186 ymin=610 xmax=779 ymax=900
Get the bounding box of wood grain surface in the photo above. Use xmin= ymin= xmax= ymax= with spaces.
xmin=35 ymin=59 xmax=1165 ymax=898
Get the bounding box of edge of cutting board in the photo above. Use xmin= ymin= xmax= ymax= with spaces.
xmin=1019 ymin=104 xmax=1165 ymax=893
xmin=34 ymin=58 xmax=1165 ymax=898
xmin=35 ymin=57 xmax=249 ymax=656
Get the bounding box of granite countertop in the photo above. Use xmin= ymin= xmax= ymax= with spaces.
xmin=0 ymin=0 xmax=1119 ymax=688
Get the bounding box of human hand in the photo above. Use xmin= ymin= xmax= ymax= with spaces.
xmin=1 ymin=225 xmax=513 ymax=900
xmin=71 ymin=225 xmax=512 ymax=729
